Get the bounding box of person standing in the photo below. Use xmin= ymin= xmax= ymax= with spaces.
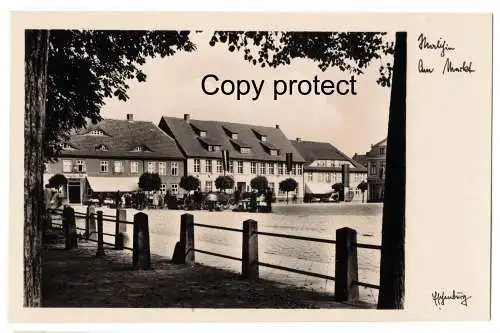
xmin=265 ymin=188 xmax=273 ymax=213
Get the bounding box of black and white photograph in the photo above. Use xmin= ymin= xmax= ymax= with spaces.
xmin=24 ymin=28 xmax=405 ymax=310
xmin=14 ymin=11 xmax=492 ymax=321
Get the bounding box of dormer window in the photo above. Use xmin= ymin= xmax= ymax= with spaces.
xmin=208 ymin=145 xmax=221 ymax=152
xmin=89 ymin=130 xmax=105 ymax=136
xmin=96 ymin=144 xmax=108 ymax=151
xmin=270 ymin=149 xmax=278 ymax=156
xmin=199 ymin=131 xmax=207 ymax=137
xmin=134 ymin=146 xmax=143 ymax=152
xmin=232 ymin=133 xmax=238 ymax=140
xmin=240 ymin=147 xmax=252 ymax=154
xmin=261 ymin=135 xmax=267 ymax=142
xmin=62 ymin=143 xmax=75 ymax=150
xmin=131 ymin=145 xmax=151 ymax=152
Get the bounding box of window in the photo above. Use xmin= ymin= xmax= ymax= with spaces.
xmin=240 ymin=147 xmax=252 ymax=154
xmin=89 ymin=130 xmax=104 ymax=135
xmin=308 ymin=172 xmax=313 ymax=181
xmin=194 ymin=159 xmax=200 ymax=173
xmin=260 ymin=162 xmax=266 ymax=174
xmin=370 ymin=162 xmax=377 ymax=175
xmin=232 ymin=133 xmax=238 ymax=140
xmin=379 ymin=147 xmax=386 ymax=155
xmin=63 ymin=160 xmax=72 ymax=173
xmin=229 ymin=161 xmax=234 ymax=173
xmin=130 ymin=161 xmax=139 ymax=174
xmin=270 ymin=149 xmax=278 ymax=156
xmin=205 ymin=181 xmax=213 ymax=192
xmin=261 ymin=135 xmax=267 ymax=142
xmin=278 ymin=163 xmax=283 ymax=175
xmin=171 ymin=184 xmax=179 ymax=194
xmin=292 ymin=164 xmax=297 ymax=175
xmin=379 ymin=161 xmax=386 ymax=178
xmin=171 ymin=162 xmax=178 ymax=176
xmin=205 ymin=159 xmax=213 ymax=173
xmin=147 ymin=161 xmax=155 ymax=173
xmin=268 ymin=163 xmax=274 ymax=175
xmin=100 ymin=161 xmax=109 ymax=173
xmin=250 ymin=162 xmax=257 ymax=174
xmin=114 ymin=161 xmax=123 ymax=173
xmin=134 ymin=146 xmax=143 ymax=152
xmin=297 ymin=164 xmax=302 ymax=175
xmin=216 ymin=160 xmax=223 ymax=173
xmin=96 ymin=144 xmax=108 ymax=151
xmin=237 ymin=161 xmax=243 ymax=174
xmin=268 ymin=182 xmax=275 ymax=192
xmin=200 ymin=131 xmax=207 ymax=137
xmin=159 ymin=162 xmax=166 ymax=175
xmin=160 ymin=184 xmax=167 ymax=194
xmin=76 ymin=160 xmax=85 ymax=172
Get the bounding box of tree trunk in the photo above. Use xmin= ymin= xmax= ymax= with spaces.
xmin=24 ymin=30 xmax=49 ymax=307
xmin=377 ymin=31 xmax=406 ymax=309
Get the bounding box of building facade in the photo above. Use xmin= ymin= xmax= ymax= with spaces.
xmin=365 ymin=138 xmax=387 ymax=202
xmin=44 ymin=114 xmax=185 ymax=204
xmin=292 ymin=139 xmax=368 ymax=202
xmin=159 ymin=114 xmax=306 ymax=200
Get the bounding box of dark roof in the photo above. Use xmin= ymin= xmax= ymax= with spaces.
xmin=159 ymin=116 xmax=306 ymax=163
xmin=60 ymin=118 xmax=185 ymax=160
xmin=198 ymin=136 xmax=221 ymax=146
xmin=291 ymin=140 xmax=367 ymax=172
xmin=352 ymin=153 xmax=368 ymax=167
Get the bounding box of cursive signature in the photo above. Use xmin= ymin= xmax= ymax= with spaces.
xmin=442 ymin=58 xmax=475 ymax=74
xmin=418 ymin=33 xmax=455 ymax=57
xmin=432 ymin=290 xmax=471 ymax=309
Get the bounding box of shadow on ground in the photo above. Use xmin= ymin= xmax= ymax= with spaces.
xmin=41 ymin=231 xmax=374 ymax=309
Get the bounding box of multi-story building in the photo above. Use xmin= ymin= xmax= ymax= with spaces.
xmin=291 ymin=139 xmax=368 ymax=202
xmin=158 ymin=114 xmax=306 ymax=200
xmin=43 ymin=114 xmax=185 ymax=204
xmin=365 ymin=138 xmax=387 ymax=202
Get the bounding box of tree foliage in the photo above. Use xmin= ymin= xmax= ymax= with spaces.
xmin=209 ymin=31 xmax=394 ymax=86
xmin=138 ymin=172 xmax=162 ymax=192
xmin=357 ymin=180 xmax=368 ymax=192
xmin=179 ymin=175 xmax=200 ymax=192
xmin=215 ymin=175 xmax=235 ymax=192
xmin=332 ymin=182 xmax=344 ymax=193
xmin=279 ymin=178 xmax=298 ymax=193
xmin=250 ymin=175 xmax=268 ymax=193
xmin=48 ymin=173 xmax=68 ymax=188
xmin=45 ymin=30 xmax=196 ymax=160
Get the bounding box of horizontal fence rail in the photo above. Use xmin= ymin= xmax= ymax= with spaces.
xmin=193 ymin=223 xmax=242 ymax=233
xmin=258 ymin=261 xmax=335 ymax=281
xmin=194 ymin=249 xmax=242 ymax=262
xmin=257 ymin=231 xmax=336 ymax=244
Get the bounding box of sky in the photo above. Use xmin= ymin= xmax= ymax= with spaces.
xmin=101 ymin=31 xmax=392 ymax=157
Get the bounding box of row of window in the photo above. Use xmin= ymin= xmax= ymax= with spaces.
xmin=192 ymin=159 xmax=303 ymax=176
xmin=306 ymin=172 xmax=367 ymax=183
xmin=314 ymin=160 xmax=353 ymax=168
xmin=160 ymin=183 xmax=178 ymax=194
xmin=62 ymin=159 xmax=179 ymax=176
xmin=369 ymin=160 xmax=386 ymax=176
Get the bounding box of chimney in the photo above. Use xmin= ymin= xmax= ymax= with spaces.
xmin=275 ymin=124 xmax=280 ymax=129
xmin=184 ymin=113 xmax=190 ymax=123
xmin=296 ymin=137 xmax=301 ymax=142
xmin=126 ymin=114 xmax=133 ymax=121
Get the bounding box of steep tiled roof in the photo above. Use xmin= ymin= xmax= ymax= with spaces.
xmin=291 ymin=140 xmax=367 ymax=172
xmin=60 ymin=118 xmax=185 ymax=160
xmin=159 ymin=116 xmax=306 ymax=163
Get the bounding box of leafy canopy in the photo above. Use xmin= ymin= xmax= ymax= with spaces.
xmin=250 ymin=176 xmax=268 ymax=193
xmin=45 ymin=30 xmax=195 ymax=160
xmin=279 ymin=178 xmax=298 ymax=193
xmin=209 ymin=31 xmax=394 ymax=87
xmin=138 ymin=172 xmax=162 ymax=192
xmin=180 ymin=175 xmax=200 ymax=192
xmin=48 ymin=173 xmax=68 ymax=188
xmin=215 ymin=175 xmax=235 ymax=191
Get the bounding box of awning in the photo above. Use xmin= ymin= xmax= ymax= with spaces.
xmin=305 ymin=182 xmax=335 ymax=195
xmin=87 ymin=177 xmax=139 ymax=192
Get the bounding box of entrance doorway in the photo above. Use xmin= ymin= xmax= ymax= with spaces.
xmin=68 ymin=180 xmax=81 ymax=204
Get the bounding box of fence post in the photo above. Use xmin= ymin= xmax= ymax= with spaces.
xmin=85 ymin=205 xmax=95 ymax=240
xmin=115 ymin=208 xmax=127 ymax=250
xmin=96 ymin=211 xmax=105 ymax=257
xmin=334 ymin=227 xmax=359 ymax=302
xmin=62 ymin=206 xmax=78 ymax=250
xmin=242 ymin=219 xmax=259 ymax=279
xmin=172 ymin=213 xmax=195 ymax=264
xmin=133 ymin=212 xmax=151 ymax=269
